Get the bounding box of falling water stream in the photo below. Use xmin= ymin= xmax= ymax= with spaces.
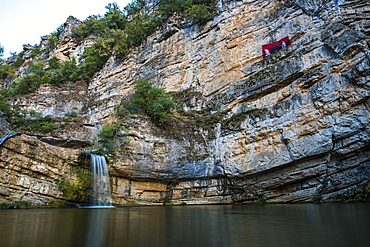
xmin=90 ymin=154 xmax=112 ymax=207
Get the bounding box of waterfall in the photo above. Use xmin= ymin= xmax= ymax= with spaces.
xmin=90 ymin=154 xmax=112 ymax=207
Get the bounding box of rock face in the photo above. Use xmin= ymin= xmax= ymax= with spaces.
xmin=100 ymin=0 xmax=370 ymax=204
xmin=0 ymin=0 xmax=369 ymax=205
xmin=0 ymin=135 xmax=81 ymax=205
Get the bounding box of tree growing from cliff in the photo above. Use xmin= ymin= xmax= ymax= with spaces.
xmin=48 ymin=57 xmax=79 ymax=84
xmin=72 ymin=0 xmax=216 ymax=77
xmin=105 ymin=2 xmax=127 ymax=29
xmin=97 ymin=122 xmax=119 ymax=153
xmin=158 ymin=0 xmax=217 ymax=23
xmin=115 ymin=79 xmax=176 ymax=125
xmin=0 ymin=64 xmax=15 ymax=80
xmin=124 ymin=0 xmax=146 ymax=15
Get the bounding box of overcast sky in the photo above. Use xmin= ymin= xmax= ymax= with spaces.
xmin=0 ymin=0 xmax=131 ymax=58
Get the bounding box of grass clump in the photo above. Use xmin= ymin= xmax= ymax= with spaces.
xmin=94 ymin=122 xmax=130 ymax=155
xmin=57 ymin=166 xmax=92 ymax=203
xmin=0 ymin=201 xmax=32 ymax=209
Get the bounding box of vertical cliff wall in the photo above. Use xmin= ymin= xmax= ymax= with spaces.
xmin=90 ymin=0 xmax=370 ymax=204
xmin=0 ymin=0 xmax=369 ymax=206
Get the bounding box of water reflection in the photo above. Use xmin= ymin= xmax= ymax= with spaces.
xmin=85 ymin=209 xmax=110 ymax=247
xmin=0 ymin=203 xmax=369 ymax=247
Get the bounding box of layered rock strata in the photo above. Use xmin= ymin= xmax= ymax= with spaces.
xmin=106 ymin=0 xmax=370 ymax=204
xmin=0 ymin=135 xmax=80 ymax=205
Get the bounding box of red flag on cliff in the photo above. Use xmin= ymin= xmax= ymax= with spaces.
xmin=262 ymin=36 xmax=291 ymax=58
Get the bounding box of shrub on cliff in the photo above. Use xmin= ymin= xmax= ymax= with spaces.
xmin=0 ymin=93 xmax=22 ymax=122
xmin=158 ymin=0 xmax=187 ymax=18
xmin=0 ymin=201 xmax=32 ymax=209
xmin=115 ymin=79 xmax=176 ymax=125
xmin=158 ymin=0 xmax=217 ymax=23
xmin=11 ymin=73 xmax=43 ymax=95
xmin=46 ymin=24 xmax=64 ymax=51
xmin=79 ymin=38 xmax=116 ymax=79
xmin=13 ymin=112 xmax=58 ymax=133
xmin=29 ymin=60 xmax=46 ymax=78
xmin=0 ymin=64 xmax=15 ymax=80
xmin=96 ymin=123 xmax=119 ymax=153
xmin=73 ymin=3 xmax=127 ymax=39
xmin=185 ymin=4 xmax=214 ymax=23
xmin=10 ymin=52 xmax=25 ymax=69
xmin=95 ymin=122 xmax=130 ymax=154
xmin=48 ymin=57 xmax=79 ymax=84
xmin=73 ymin=15 xmax=110 ymax=40
xmin=10 ymin=60 xmax=49 ymax=94
xmin=105 ymin=2 xmax=127 ymax=30
xmin=124 ymin=0 xmax=146 ymax=16
xmin=122 ymin=13 xmax=160 ymax=48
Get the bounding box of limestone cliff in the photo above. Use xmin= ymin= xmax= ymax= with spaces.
xmin=0 ymin=0 xmax=369 ymax=206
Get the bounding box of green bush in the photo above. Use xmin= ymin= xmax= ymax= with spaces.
xmin=49 ymin=57 xmax=79 ymax=83
xmin=158 ymin=0 xmax=217 ymax=23
xmin=0 ymin=94 xmax=22 ymax=122
xmin=29 ymin=60 xmax=46 ymax=77
xmin=46 ymin=25 xmax=64 ymax=51
xmin=185 ymin=4 xmax=214 ymax=23
xmin=96 ymin=122 xmax=119 ymax=153
xmin=73 ymin=15 xmax=109 ymax=40
xmin=73 ymin=3 xmax=159 ymax=75
xmin=124 ymin=0 xmax=146 ymax=16
xmin=4 ymin=56 xmax=80 ymax=95
xmin=25 ymin=120 xmax=58 ymax=133
xmin=105 ymin=2 xmax=127 ymax=29
xmin=74 ymin=3 xmax=126 ymax=39
xmin=47 ymin=33 xmax=59 ymax=51
xmin=30 ymin=47 xmax=43 ymax=58
xmin=48 ymin=56 xmax=60 ymax=70
xmin=12 ymin=73 xmax=42 ymax=95
xmin=0 ymin=88 xmax=58 ymax=133
xmin=0 ymin=201 xmax=32 ymax=209
xmin=65 ymin=111 xmax=78 ymax=117
xmin=15 ymin=114 xmax=58 ymax=133
xmin=122 ymin=13 xmax=160 ymax=47
xmin=6 ymin=60 xmax=48 ymax=95
xmin=158 ymin=0 xmax=188 ymax=18
xmin=57 ymin=166 xmax=92 ymax=202
xmin=0 ymin=64 xmax=15 ymax=80
xmin=116 ymin=79 xmax=176 ymax=125
xmin=10 ymin=52 xmax=25 ymax=69
xmin=79 ymin=38 xmax=117 ymax=79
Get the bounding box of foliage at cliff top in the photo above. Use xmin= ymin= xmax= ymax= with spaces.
xmin=1 ymin=0 xmax=217 ymax=88
xmin=72 ymin=0 xmax=217 ymax=78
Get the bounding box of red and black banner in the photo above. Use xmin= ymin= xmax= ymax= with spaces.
xmin=262 ymin=36 xmax=291 ymax=58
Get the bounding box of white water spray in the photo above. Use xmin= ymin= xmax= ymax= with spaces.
xmin=90 ymin=154 xmax=112 ymax=207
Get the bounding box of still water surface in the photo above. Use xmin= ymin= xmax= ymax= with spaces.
xmin=0 ymin=203 xmax=369 ymax=247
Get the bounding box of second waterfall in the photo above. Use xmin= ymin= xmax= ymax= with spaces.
xmin=90 ymin=154 xmax=112 ymax=207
